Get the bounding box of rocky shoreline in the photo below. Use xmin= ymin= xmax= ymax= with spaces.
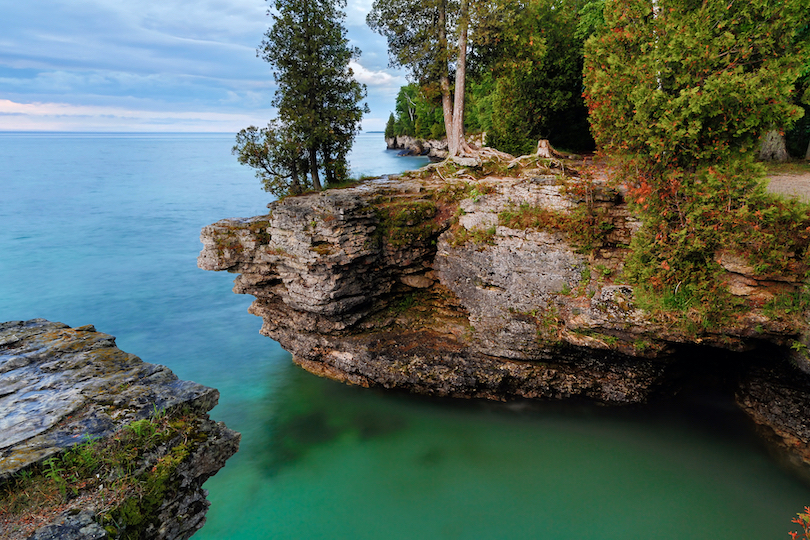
xmin=0 ymin=319 xmax=239 ymax=539
xmin=198 ymin=159 xmax=810 ymax=481
xmin=386 ymin=134 xmax=487 ymax=160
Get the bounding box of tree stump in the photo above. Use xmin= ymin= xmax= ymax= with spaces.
xmin=758 ymin=129 xmax=789 ymax=162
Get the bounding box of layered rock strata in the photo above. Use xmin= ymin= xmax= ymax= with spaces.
xmin=0 ymin=319 xmax=240 ymax=539
xmin=199 ymin=164 xmax=810 ymax=476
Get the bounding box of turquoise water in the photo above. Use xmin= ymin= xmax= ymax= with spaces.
xmin=1 ymin=131 xmax=808 ymax=538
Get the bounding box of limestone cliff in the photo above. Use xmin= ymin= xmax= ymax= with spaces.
xmin=0 ymin=319 xmax=240 ymax=539
xmin=198 ymin=160 xmax=810 ymax=478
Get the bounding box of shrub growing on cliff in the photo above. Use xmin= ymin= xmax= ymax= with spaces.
xmin=584 ymin=0 xmax=810 ymax=323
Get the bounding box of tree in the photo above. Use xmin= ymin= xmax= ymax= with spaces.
xmin=368 ymin=0 xmax=476 ymax=157
xmin=786 ymin=23 xmax=810 ymax=160
xmin=254 ymin=0 xmax=367 ymax=191
xmin=384 ymin=113 xmax=396 ymax=140
xmin=470 ymin=0 xmax=594 ymax=154
xmin=372 ymin=0 xmax=597 ymax=157
xmin=584 ymin=0 xmax=808 ymax=173
xmin=386 ymin=83 xmax=446 ymax=139
xmin=233 ymin=122 xmax=310 ymax=197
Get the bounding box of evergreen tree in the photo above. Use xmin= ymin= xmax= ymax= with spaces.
xmin=252 ymin=0 xmax=367 ymax=191
xmin=584 ymin=0 xmax=808 ymax=173
xmin=368 ymin=0 xmax=477 ymax=157
xmin=471 ymin=0 xmax=593 ymax=154
xmin=384 ymin=113 xmax=396 ymax=140
xmin=583 ymin=0 xmax=810 ymax=318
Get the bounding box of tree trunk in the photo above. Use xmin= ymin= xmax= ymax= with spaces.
xmin=322 ymin=145 xmax=335 ymax=186
xmin=450 ymin=0 xmax=469 ymax=157
xmin=290 ymin=159 xmax=301 ymax=195
xmin=309 ymin=147 xmax=321 ymax=191
xmin=758 ymin=129 xmax=789 ymax=162
xmin=537 ymin=139 xmax=553 ymax=158
xmin=805 ymin=139 xmax=810 ymax=161
xmin=437 ymin=0 xmax=454 ymax=155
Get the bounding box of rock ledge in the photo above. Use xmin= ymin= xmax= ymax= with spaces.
xmin=0 ymin=319 xmax=240 ymax=539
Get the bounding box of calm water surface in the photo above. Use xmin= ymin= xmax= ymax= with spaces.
xmin=1 ymin=131 xmax=808 ymax=539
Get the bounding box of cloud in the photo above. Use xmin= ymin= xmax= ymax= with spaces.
xmin=0 ymin=99 xmax=272 ymax=132
xmin=0 ymin=0 xmax=405 ymax=131
xmin=350 ymin=62 xmax=404 ymax=87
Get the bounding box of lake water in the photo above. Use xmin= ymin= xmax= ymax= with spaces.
xmin=1 ymin=131 xmax=809 ymax=539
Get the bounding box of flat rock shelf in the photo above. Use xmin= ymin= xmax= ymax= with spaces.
xmin=0 ymin=319 xmax=240 ymax=539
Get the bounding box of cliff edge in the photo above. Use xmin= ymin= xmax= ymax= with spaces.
xmin=198 ymin=158 xmax=810 ymax=479
xmin=0 ymin=319 xmax=240 ymax=539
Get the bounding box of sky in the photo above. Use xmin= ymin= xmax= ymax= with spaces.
xmin=0 ymin=0 xmax=407 ymax=132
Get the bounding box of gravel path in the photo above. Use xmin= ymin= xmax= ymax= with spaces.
xmin=766 ymin=173 xmax=810 ymax=202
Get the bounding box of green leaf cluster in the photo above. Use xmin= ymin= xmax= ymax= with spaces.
xmin=386 ymin=84 xmax=446 ymax=140
xmin=584 ymin=0 xmax=808 ymax=170
xmin=469 ymin=0 xmax=595 ymax=154
xmin=233 ymin=122 xmax=311 ymax=197
xmin=375 ymin=0 xmax=598 ymax=155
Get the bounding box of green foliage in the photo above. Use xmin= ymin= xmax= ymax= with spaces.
xmin=764 ymin=288 xmax=810 ymax=321
xmin=127 ymin=418 xmax=157 ymax=441
xmin=623 ymin=159 xmax=810 ymax=293
xmin=585 ymin=0 xmax=809 ymax=171
xmin=465 ymin=74 xmax=496 ymax=135
xmin=575 ymin=0 xmax=606 ymax=40
xmin=255 ymin=0 xmax=368 ymax=191
xmin=43 ymin=457 xmax=67 ymax=496
xmin=449 ymin=224 xmax=497 ymax=248
xmin=498 ymin=184 xmax=614 ymax=254
xmin=475 ymin=0 xmax=595 ymax=154
xmin=386 ymin=84 xmax=446 ymax=140
xmin=384 ymin=113 xmax=396 ymax=139
xmin=367 ymin=0 xmax=454 ymax=85
xmin=585 ymin=0 xmax=810 ymax=323
xmin=0 ymin=408 xmax=203 ymax=537
xmin=233 ymin=122 xmax=311 ymax=197
xmin=376 ymin=200 xmax=438 ymax=248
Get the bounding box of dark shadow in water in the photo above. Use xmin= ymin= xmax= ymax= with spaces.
xmin=255 ymin=364 xmax=408 ymax=476
xmin=250 ymin=341 xmax=807 ymax=488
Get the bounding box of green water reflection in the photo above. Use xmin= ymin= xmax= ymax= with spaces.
xmin=199 ymin=360 xmax=810 ymax=540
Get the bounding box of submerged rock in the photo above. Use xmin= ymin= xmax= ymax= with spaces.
xmin=0 ymin=319 xmax=240 ymax=539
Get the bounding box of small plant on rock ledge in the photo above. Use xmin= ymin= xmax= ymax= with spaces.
xmin=376 ymin=200 xmax=438 ymax=248
xmin=0 ymin=407 xmax=205 ymax=539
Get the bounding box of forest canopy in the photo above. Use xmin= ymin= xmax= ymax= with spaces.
xmin=378 ymin=0 xmax=810 ymax=159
